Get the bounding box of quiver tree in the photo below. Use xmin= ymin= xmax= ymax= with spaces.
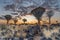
xmin=46 ymin=10 xmax=54 ymax=27
xmin=31 ymin=7 xmax=45 ymax=26
xmin=4 ymin=15 xmax=12 ymax=24
xmin=13 ymin=17 xmax=18 ymax=25
xmin=22 ymin=18 xmax=27 ymax=25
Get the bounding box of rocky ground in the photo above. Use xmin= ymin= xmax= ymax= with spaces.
xmin=0 ymin=24 xmax=60 ymax=40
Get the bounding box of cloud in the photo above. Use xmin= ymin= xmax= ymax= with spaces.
xmin=21 ymin=1 xmax=34 ymax=7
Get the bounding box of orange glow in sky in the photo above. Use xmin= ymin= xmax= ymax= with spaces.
xmin=0 ymin=14 xmax=59 ymax=25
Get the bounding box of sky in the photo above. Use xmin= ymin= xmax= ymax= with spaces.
xmin=0 ymin=0 xmax=60 ymax=23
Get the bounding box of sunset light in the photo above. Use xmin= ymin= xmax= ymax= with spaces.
xmin=0 ymin=0 xmax=60 ymax=40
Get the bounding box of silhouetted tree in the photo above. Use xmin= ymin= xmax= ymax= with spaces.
xmin=46 ymin=10 xmax=54 ymax=26
xmin=13 ymin=17 xmax=18 ymax=25
xmin=22 ymin=18 xmax=27 ymax=25
xmin=31 ymin=7 xmax=45 ymax=26
xmin=4 ymin=15 xmax=12 ymax=24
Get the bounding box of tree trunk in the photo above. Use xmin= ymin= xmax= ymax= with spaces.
xmin=38 ymin=19 xmax=40 ymax=26
xmin=14 ymin=21 xmax=17 ymax=26
xmin=37 ymin=19 xmax=42 ymax=35
xmin=49 ymin=17 xmax=51 ymax=29
xmin=7 ymin=20 xmax=9 ymax=25
xmin=24 ymin=22 xmax=25 ymax=25
xmin=14 ymin=23 xmax=16 ymax=26
xmin=38 ymin=19 xmax=42 ymax=29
